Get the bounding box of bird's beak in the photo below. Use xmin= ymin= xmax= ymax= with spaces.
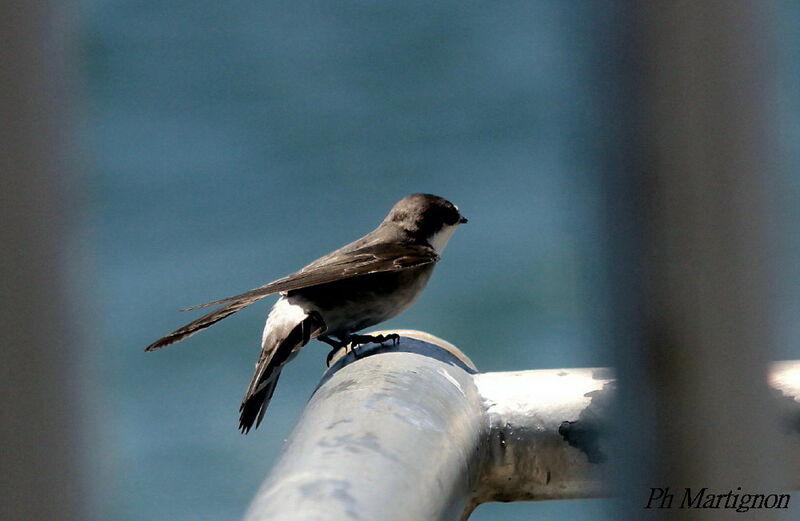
xmin=459 ymin=216 xmax=468 ymax=224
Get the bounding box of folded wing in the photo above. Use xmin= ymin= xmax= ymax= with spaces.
xmin=143 ymin=244 xmax=438 ymax=351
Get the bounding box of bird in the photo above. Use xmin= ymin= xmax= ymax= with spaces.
xmin=144 ymin=193 xmax=467 ymax=433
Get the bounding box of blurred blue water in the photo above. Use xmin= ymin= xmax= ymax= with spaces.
xmin=79 ymin=1 xmax=800 ymax=520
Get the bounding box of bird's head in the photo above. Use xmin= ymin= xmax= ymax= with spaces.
xmin=383 ymin=193 xmax=467 ymax=253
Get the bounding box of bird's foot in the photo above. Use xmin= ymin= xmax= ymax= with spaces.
xmin=323 ymin=340 xmax=360 ymax=367
xmin=347 ymin=333 xmax=400 ymax=348
xmin=322 ymin=333 xmax=400 ymax=366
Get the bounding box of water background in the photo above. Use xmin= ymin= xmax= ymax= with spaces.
xmin=78 ymin=2 xmax=800 ymax=520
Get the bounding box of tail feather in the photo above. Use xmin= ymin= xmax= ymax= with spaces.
xmin=239 ymin=310 xmax=325 ymax=433
xmin=144 ymin=297 xmax=261 ymax=352
xmin=238 ymin=372 xmax=282 ymax=434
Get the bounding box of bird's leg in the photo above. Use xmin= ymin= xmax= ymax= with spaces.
xmin=320 ymin=333 xmax=401 ymax=366
xmin=319 ymin=335 xmax=348 ymax=367
xmin=335 ymin=334 xmax=366 ymax=362
xmin=329 ymin=334 xmax=371 ymax=362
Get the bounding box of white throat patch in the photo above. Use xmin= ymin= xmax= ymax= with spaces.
xmin=428 ymin=224 xmax=457 ymax=254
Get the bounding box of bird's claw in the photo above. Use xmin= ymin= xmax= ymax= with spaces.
xmin=324 ymin=333 xmax=400 ymax=367
xmin=348 ymin=333 xmax=400 ymax=349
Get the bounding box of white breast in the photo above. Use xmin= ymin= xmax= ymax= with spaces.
xmin=427 ymin=224 xmax=457 ymax=254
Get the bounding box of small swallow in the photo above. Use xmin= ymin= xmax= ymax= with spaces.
xmin=145 ymin=193 xmax=466 ymax=433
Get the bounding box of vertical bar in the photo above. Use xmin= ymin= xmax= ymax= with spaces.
xmin=616 ymin=1 xmax=785 ymax=518
xmin=0 ymin=2 xmax=84 ymax=521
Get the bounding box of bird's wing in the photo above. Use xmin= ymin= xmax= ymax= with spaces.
xmin=143 ymin=243 xmax=437 ymax=352
xmin=180 ymin=243 xmax=438 ymax=311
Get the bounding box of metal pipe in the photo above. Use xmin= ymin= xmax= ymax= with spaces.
xmin=242 ymin=332 xmax=484 ymax=521
xmin=471 ymin=368 xmax=613 ymax=507
xmin=243 ymin=332 xmax=800 ymax=520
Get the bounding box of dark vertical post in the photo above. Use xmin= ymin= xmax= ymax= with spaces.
xmin=615 ymin=2 xmax=784 ymax=518
xmin=0 ymin=2 xmax=84 ymax=521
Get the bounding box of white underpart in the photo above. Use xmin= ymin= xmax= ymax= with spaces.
xmin=428 ymin=223 xmax=457 ymax=254
xmin=262 ymin=295 xmax=311 ymax=347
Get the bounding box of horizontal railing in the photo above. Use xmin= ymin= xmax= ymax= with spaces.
xmin=242 ymin=331 xmax=800 ymax=521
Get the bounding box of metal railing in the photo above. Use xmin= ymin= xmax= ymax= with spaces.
xmin=242 ymin=331 xmax=800 ymax=521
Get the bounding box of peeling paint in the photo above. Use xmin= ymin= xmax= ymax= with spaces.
xmin=317 ymin=432 xmax=400 ymax=462
xmin=326 ymin=418 xmax=354 ymax=430
xmin=557 ymin=381 xmax=615 ymax=464
xmin=298 ymin=479 xmax=361 ymax=520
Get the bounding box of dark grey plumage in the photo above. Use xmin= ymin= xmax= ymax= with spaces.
xmin=144 ymin=193 xmax=466 ymax=433
xmin=143 ymin=243 xmax=438 ymax=352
